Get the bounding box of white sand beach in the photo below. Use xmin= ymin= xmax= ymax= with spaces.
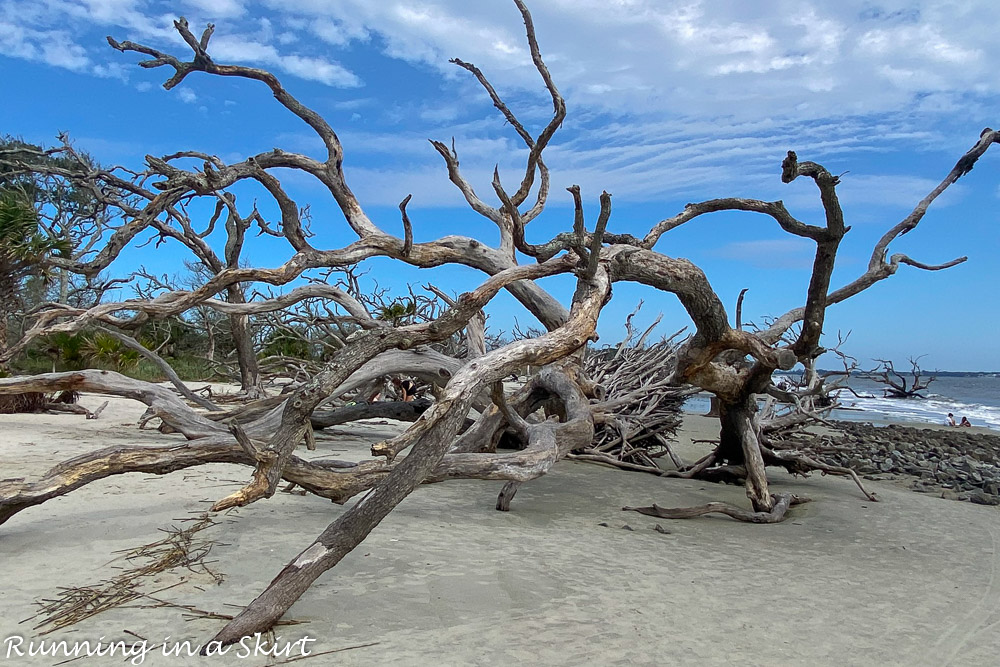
xmin=1 ymin=394 xmax=998 ymax=666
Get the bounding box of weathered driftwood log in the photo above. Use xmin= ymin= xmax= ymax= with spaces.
xmin=236 ymin=347 xmax=484 ymax=436
xmin=0 ymin=347 xmax=604 ymax=530
xmin=311 ymin=398 xmax=432 ymax=429
xmin=0 ymin=370 xmax=580 ymax=527
xmin=42 ymin=399 xmax=109 ymax=419
xmin=0 ymin=371 xmax=225 ymax=438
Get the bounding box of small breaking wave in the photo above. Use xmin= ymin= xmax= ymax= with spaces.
xmin=830 ymin=391 xmax=1000 ymax=430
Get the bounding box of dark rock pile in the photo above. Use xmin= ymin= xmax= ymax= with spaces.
xmin=799 ymin=422 xmax=1000 ymax=506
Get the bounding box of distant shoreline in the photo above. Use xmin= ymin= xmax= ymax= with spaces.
xmin=776 ymin=370 xmax=1000 ymax=378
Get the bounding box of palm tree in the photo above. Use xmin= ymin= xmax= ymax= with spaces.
xmin=377 ymin=300 xmax=417 ymax=326
xmin=0 ymin=190 xmax=68 ymax=354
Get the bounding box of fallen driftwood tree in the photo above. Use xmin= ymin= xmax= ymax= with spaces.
xmin=1 ymin=0 xmax=998 ymax=645
xmin=870 ymin=357 xmax=937 ymax=398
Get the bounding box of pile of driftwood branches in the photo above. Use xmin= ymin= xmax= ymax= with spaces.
xmin=0 ymin=391 xmax=46 ymax=414
xmin=577 ymin=312 xmax=695 ymax=471
xmin=0 ymin=389 xmax=105 ymax=418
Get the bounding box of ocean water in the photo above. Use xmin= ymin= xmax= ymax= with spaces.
xmin=829 ymin=376 xmax=1000 ymax=430
xmin=683 ymin=375 xmax=1000 ymax=431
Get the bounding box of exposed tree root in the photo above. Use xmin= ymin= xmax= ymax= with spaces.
xmin=659 ymin=439 xmax=877 ymax=503
xmin=760 ymin=443 xmax=878 ymax=502
xmin=566 ymin=451 xmax=666 ymax=475
xmin=623 ymin=493 xmax=810 ymax=523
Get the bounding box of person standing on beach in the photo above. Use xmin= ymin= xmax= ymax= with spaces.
xmin=946 ymin=413 xmax=957 ymax=426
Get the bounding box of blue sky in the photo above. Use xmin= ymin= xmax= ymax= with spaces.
xmin=2 ymin=0 xmax=999 ymax=370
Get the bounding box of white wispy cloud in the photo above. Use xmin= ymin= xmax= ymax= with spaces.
xmin=254 ymin=1 xmax=996 ymax=119
xmin=0 ymin=22 xmax=91 ymax=71
xmin=2 ymin=0 xmax=996 ymax=209
xmin=7 ymin=1 xmax=998 ymax=120
xmin=793 ymin=173 xmax=965 ymax=212
xmin=177 ymin=87 xmax=198 ymax=104
xmin=0 ymin=0 xmax=361 ymax=88
xmin=208 ymin=35 xmax=361 ymax=87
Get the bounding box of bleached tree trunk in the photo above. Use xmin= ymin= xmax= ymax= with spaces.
xmin=226 ymin=285 xmax=263 ymax=397
xmin=204 ymin=313 xmax=216 ymax=361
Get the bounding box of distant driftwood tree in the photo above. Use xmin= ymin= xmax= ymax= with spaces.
xmin=1 ymin=0 xmax=997 ymax=644
xmin=871 ymin=356 xmax=936 ymax=398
